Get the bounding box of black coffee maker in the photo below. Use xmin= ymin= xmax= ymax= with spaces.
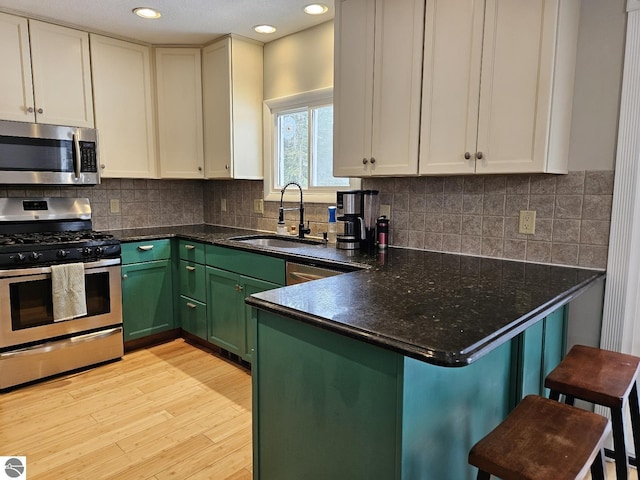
xmin=336 ymin=190 xmax=379 ymax=252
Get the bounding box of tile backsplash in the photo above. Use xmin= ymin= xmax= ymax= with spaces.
xmin=0 ymin=170 xmax=614 ymax=269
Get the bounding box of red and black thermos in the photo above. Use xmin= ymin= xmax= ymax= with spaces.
xmin=377 ymin=216 xmax=389 ymax=250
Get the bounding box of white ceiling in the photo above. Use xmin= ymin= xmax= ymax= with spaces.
xmin=0 ymin=0 xmax=335 ymax=45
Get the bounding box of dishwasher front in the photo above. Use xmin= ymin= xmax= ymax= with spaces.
xmin=285 ymin=262 xmax=344 ymax=285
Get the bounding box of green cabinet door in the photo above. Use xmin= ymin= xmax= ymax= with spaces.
xmin=122 ymin=259 xmax=174 ymax=341
xmin=206 ymin=266 xmax=244 ymax=355
xmin=241 ymin=275 xmax=280 ymax=363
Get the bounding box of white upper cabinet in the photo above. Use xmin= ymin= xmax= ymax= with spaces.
xmin=419 ymin=0 xmax=580 ymax=175
xmin=333 ymin=0 xmax=425 ymax=177
xmin=0 ymin=13 xmax=33 ymax=123
xmin=203 ymin=36 xmax=263 ymax=179
xmin=155 ymin=48 xmax=205 ymax=178
xmin=0 ymin=15 xmax=94 ymax=127
xmin=90 ymin=35 xmax=157 ymax=178
xmin=29 ymin=20 xmax=94 ymax=128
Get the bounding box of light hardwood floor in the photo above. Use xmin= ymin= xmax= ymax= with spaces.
xmin=0 ymin=339 xmax=252 ymax=480
xmin=3 ymin=339 xmax=638 ymax=480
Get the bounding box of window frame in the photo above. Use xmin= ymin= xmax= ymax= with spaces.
xmin=263 ymin=87 xmax=360 ymax=204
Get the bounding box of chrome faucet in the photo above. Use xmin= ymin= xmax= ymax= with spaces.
xmin=279 ymin=182 xmax=311 ymax=239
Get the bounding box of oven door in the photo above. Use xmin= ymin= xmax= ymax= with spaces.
xmin=0 ymin=258 xmax=122 ymax=349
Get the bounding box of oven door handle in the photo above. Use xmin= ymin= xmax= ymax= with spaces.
xmin=0 ymin=258 xmax=121 ymax=278
xmin=73 ymin=129 xmax=82 ymax=180
xmin=0 ymin=327 xmax=123 ymax=358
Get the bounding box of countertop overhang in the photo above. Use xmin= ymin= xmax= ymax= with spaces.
xmin=111 ymin=224 xmax=605 ymax=367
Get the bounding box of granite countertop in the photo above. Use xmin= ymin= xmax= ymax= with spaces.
xmin=109 ymin=224 xmax=605 ymax=367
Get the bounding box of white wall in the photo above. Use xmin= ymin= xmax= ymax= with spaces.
xmin=567 ymin=0 xmax=627 ymax=171
xmin=263 ymin=20 xmax=333 ymax=100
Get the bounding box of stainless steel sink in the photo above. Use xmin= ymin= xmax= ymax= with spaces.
xmin=229 ymin=234 xmax=325 ymax=249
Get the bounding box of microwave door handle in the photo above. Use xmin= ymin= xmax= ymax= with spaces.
xmin=73 ymin=129 xmax=81 ymax=179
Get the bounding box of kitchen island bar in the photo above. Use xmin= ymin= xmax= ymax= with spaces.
xmin=247 ymin=250 xmax=603 ymax=480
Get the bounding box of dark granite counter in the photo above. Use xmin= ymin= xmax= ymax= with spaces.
xmin=109 ymin=224 xmax=605 ymax=367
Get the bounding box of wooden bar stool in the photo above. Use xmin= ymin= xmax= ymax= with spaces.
xmin=545 ymin=345 xmax=640 ymax=480
xmin=469 ymin=395 xmax=610 ymax=480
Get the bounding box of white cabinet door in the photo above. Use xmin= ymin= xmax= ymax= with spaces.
xmin=475 ymin=0 xmax=578 ymax=174
xmin=155 ymin=48 xmax=204 ymax=178
xmin=91 ymin=35 xmax=157 ymax=178
xmin=29 ymin=20 xmax=94 ymax=128
xmin=333 ymin=0 xmax=375 ymax=177
xmin=0 ymin=13 xmax=34 ymax=122
xmin=202 ymin=36 xmax=263 ymax=179
xmin=420 ymin=0 xmax=580 ymax=175
xmin=419 ymin=0 xmax=483 ymax=175
xmin=334 ymin=0 xmax=424 ymax=177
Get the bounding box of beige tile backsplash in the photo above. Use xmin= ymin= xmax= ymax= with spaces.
xmin=0 ymin=170 xmax=613 ymax=269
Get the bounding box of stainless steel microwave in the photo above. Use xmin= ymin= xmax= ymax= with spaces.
xmin=0 ymin=120 xmax=100 ymax=186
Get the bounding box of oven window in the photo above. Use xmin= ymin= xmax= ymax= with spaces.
xmin=10 ymin=272 xmax=111 ymax=330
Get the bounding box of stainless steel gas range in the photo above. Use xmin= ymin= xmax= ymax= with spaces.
xmin=0 ymin=197 xmax=123 ymax=389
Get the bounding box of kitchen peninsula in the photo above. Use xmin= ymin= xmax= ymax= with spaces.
xmin=113 ymin=224 xmax=604 ymax=480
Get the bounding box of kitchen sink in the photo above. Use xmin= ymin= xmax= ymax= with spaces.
xmin=229 ymin=234 xmax=325 ymax=249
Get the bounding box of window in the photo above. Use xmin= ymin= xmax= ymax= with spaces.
xmin=264 ymin=88 xmax=360 ymax=203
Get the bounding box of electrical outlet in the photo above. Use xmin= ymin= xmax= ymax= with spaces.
xmin=221 ymin=198 xmax=227 ymax=212
xmin=380 ymin=204 xmax=391 ymax=219
xmin=253 ymin=199 xmax=264 ymax=214
xmin=109 ymin=199 xmax=120 ymax=214
xmin=519 ymin=210 xmax=536 ymax=235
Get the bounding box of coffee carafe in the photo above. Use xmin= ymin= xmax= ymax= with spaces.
xmin=336 ymin=190 xmax=379 ymax=252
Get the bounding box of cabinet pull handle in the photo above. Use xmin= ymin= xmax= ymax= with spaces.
xmin=37 ymin=108 xmax=43 ymax=114
xmin=362 ymin=158 xmax=368 ymax=165
xmin=184 ymin=245 xmax=196 ymax=250
xmin=137 ymin=245 xmax=154 ymax=251
xmin=27 ymin=107 xmax=34 ymax=113
xmin=370 ymin=157 xmax=376 ymax=164
xmin=464 ymin=152 xmax=471 ymax=160
xmin=186 ymin=266 xmax=196 ymax=272
xmin=186 ymin=302 xmax=197 ymax=309
xmin=122 ymin=274 xmax=128 ymax=280
xmin=475 ymin=152 xmax=484 ymax=160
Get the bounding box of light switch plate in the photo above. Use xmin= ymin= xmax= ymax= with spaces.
xmin=221 ymin=198 xmax=227 ymax=212
xmin=380 ymin=204 xmax=391 ymax=219
xmin=519 ymin=210 xmax=536 ymax=235
xmin=253 ymin=199 xmax=264 ymax=214
xmin=109 ymin=199 xmax=120 ymax=214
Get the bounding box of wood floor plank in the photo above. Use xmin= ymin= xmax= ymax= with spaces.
xmin=0 ymin=339 xmax=253 ymax=479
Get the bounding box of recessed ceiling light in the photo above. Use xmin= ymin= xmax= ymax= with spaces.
xmin=254 ymin=24 xmax=277 ymax=34
xmin=133 ymin=7 xmax=162 ymax=19
xmin=304 ymin=4 xmax=329 ymax=15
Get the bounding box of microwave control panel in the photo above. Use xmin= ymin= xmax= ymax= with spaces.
xmin=80 ymin=142 xmax=98 ymax=173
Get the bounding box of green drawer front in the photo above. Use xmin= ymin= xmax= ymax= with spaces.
xmin=121 ymin=239 xmax=172 ymax=264
xmin=205 ymin=245 xmax=285 ymax=285
xmin=180 ymin=296 xmax=207 ymax=340
xmin=178 ymin=240 xmax=206 ymax=264
xmin=179 ymin=260 xmax=206 ymax=302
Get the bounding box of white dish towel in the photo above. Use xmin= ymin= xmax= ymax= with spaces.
xmin=51 ymin=263 xmax=87 ymax=322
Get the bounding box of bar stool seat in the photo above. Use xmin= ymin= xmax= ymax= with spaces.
xmin=545 ymin=345 xmax=640 ymax=479
xmin=469 ymin=395 xmax=611 ymax=480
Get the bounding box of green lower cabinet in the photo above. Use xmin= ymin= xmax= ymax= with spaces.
xmin=253 ymin=307 xmax=568 ymax=480
xmin=179 ymin=296 xmax=207 ymax=340
xmin=205 ymin=266 xmax=280 ymax=361
xmin=122 ymin=259 xmax=174 ymax=341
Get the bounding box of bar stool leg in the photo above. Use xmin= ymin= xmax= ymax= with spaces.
xmin=550 ymin=389 xmax=560 ymax=401
xmin=629 ymin=382 xmax=640 ymax=465
xmin=590 ymin=449 xmax=606 ymax=480
xmin=476 ymin=471 xmax=491 ymax=480
xmin=611 ymin=407 xmax=630 ymax=480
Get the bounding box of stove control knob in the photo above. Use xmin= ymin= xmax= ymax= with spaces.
xmin=12 ymin=253 xmax=25 ymax=263
xmin=30 ymin=252 xmax=42 ymax=261
xmin=82 ymin=247 xmax=92 ymax=256
xmin=57 ymin=250 xmax=69 ymax=259
xmin=95 ymin=246 xmax=104 ymax=256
